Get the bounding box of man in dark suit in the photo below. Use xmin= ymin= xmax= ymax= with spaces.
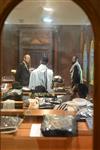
xmin=15 ymin=54 xmax=31 ymax=86
xmin=70 ymin=56 xmax=83 ymax=87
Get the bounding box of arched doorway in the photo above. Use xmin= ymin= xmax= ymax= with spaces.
xmin=0 ymin=0 xmax=100 ymax=149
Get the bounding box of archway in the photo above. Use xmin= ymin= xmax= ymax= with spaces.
xmin=0 ymin=0 xmax=100 ymax=149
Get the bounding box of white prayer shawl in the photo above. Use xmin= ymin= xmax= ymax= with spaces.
xmin=3 ymin=99 xmax=15 ymax=109
xmin=29 ymin=64 xmax=53 ymax=92
xmin=70 ymin=61 xmax=83 ymax=83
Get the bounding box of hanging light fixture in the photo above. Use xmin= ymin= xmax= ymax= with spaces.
xmin=43 ymin=7 xmax=54 ymax=12
xmin=42 ymin=16 xmax=53 ymax=23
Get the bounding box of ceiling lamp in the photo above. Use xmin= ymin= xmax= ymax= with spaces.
xmin=42 ymin=17 xmax=53 ymax=23
xmin=43 ymin=7 xmax=53 ymax=12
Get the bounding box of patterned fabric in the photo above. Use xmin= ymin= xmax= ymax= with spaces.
xmin=41 ymin=115 xmax=77 ymax=137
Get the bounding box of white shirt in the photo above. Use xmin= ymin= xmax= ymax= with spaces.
xmin=29 ymin=64 xmax=53 ymax=92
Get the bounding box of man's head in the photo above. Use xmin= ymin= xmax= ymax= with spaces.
xmin=40 ymin=56 xmax=48 ymax=65
xmin=72 ymin=56 xmax=78 ymax=64
xmin=23 ymin=54 xmax=31 ymax=64
xmin=77 ymin=83 xmax=88 ymax=98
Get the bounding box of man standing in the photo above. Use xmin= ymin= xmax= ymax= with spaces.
xmin=29 ymin=56 xmax=53 ymax=93
xmin=70 ymin=56 xmax=83 ymax=87
xmin=15 ymin=54 xmax=31 ymax=86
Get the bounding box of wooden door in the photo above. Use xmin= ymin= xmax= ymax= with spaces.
xmin=19 ymin=27 xmax=53 ymax=69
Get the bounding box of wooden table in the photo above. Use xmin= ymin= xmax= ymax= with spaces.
xmin=1 ymin=109 xmax=93 ymax=150
xmin=1 ymin=78 xmax=15 ymax=83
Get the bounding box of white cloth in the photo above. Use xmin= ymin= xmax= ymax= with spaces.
xmin=29 ymin=64 xmax=53 ymax=92
xmin=3 ymin=99 xmax=15 ymax=109
xmin=66 ymin=98 xmax=93 ymax=107
xmin=54 ymin=98 xmax=93 ymax=111
xmin=70 ymin=61 xmax=83 ymax=83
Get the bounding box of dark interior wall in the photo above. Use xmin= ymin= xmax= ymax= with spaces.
xmin=18 ymin=26 xmax=54 ymax=69
xmin=55 ymin=25 xmax=83 ymax=85
xmin=55 ymin=25 xmax=94 ymax=85
xmin=1 ymin=24 xmax=93 ymax=85
xmin=1 ymin=24 xmax=19 ymax=76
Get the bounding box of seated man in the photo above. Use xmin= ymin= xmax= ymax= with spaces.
xmin=54 ymin=83 xmax=93 ymax=111
xmin=29 ymin=56 xmax=53 ymax=93
xmin=76 ymin=83 xmax=88 ymax=98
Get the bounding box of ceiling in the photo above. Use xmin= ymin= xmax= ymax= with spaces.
xmin=5 ymin=0 xmax=91 ymax=25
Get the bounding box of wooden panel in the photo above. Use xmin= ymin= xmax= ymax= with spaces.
xmin=1 ymin=117 xmax=93 ymax=150
xmin=23 ymin=49 xmax=49 ymax=68
xmin=1 ymin=137 xmax=93 ymax=150
xmin=24 ymin=109 xmax=67 ymax=116
xmin=1 ymin=24 xmax=19 ymax=76
xmin=1 ymin=109 xmax=24 ymax=115
xmin=55 ymin=25 xmax=93 ymax=86
xmin=19 ymin=27 xmax=53 ymax=68
xmin=1 ymin=25 xmax=93 ymax=86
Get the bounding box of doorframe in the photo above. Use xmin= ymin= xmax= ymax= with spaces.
xmin=0 ymin=0 xmax=100 ymax=149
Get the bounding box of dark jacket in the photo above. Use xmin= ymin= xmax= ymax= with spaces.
xmin=72 ymin=65 xmax=81 ymax=85
xmin=15 ymin=62 xmax=30 ymax=86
